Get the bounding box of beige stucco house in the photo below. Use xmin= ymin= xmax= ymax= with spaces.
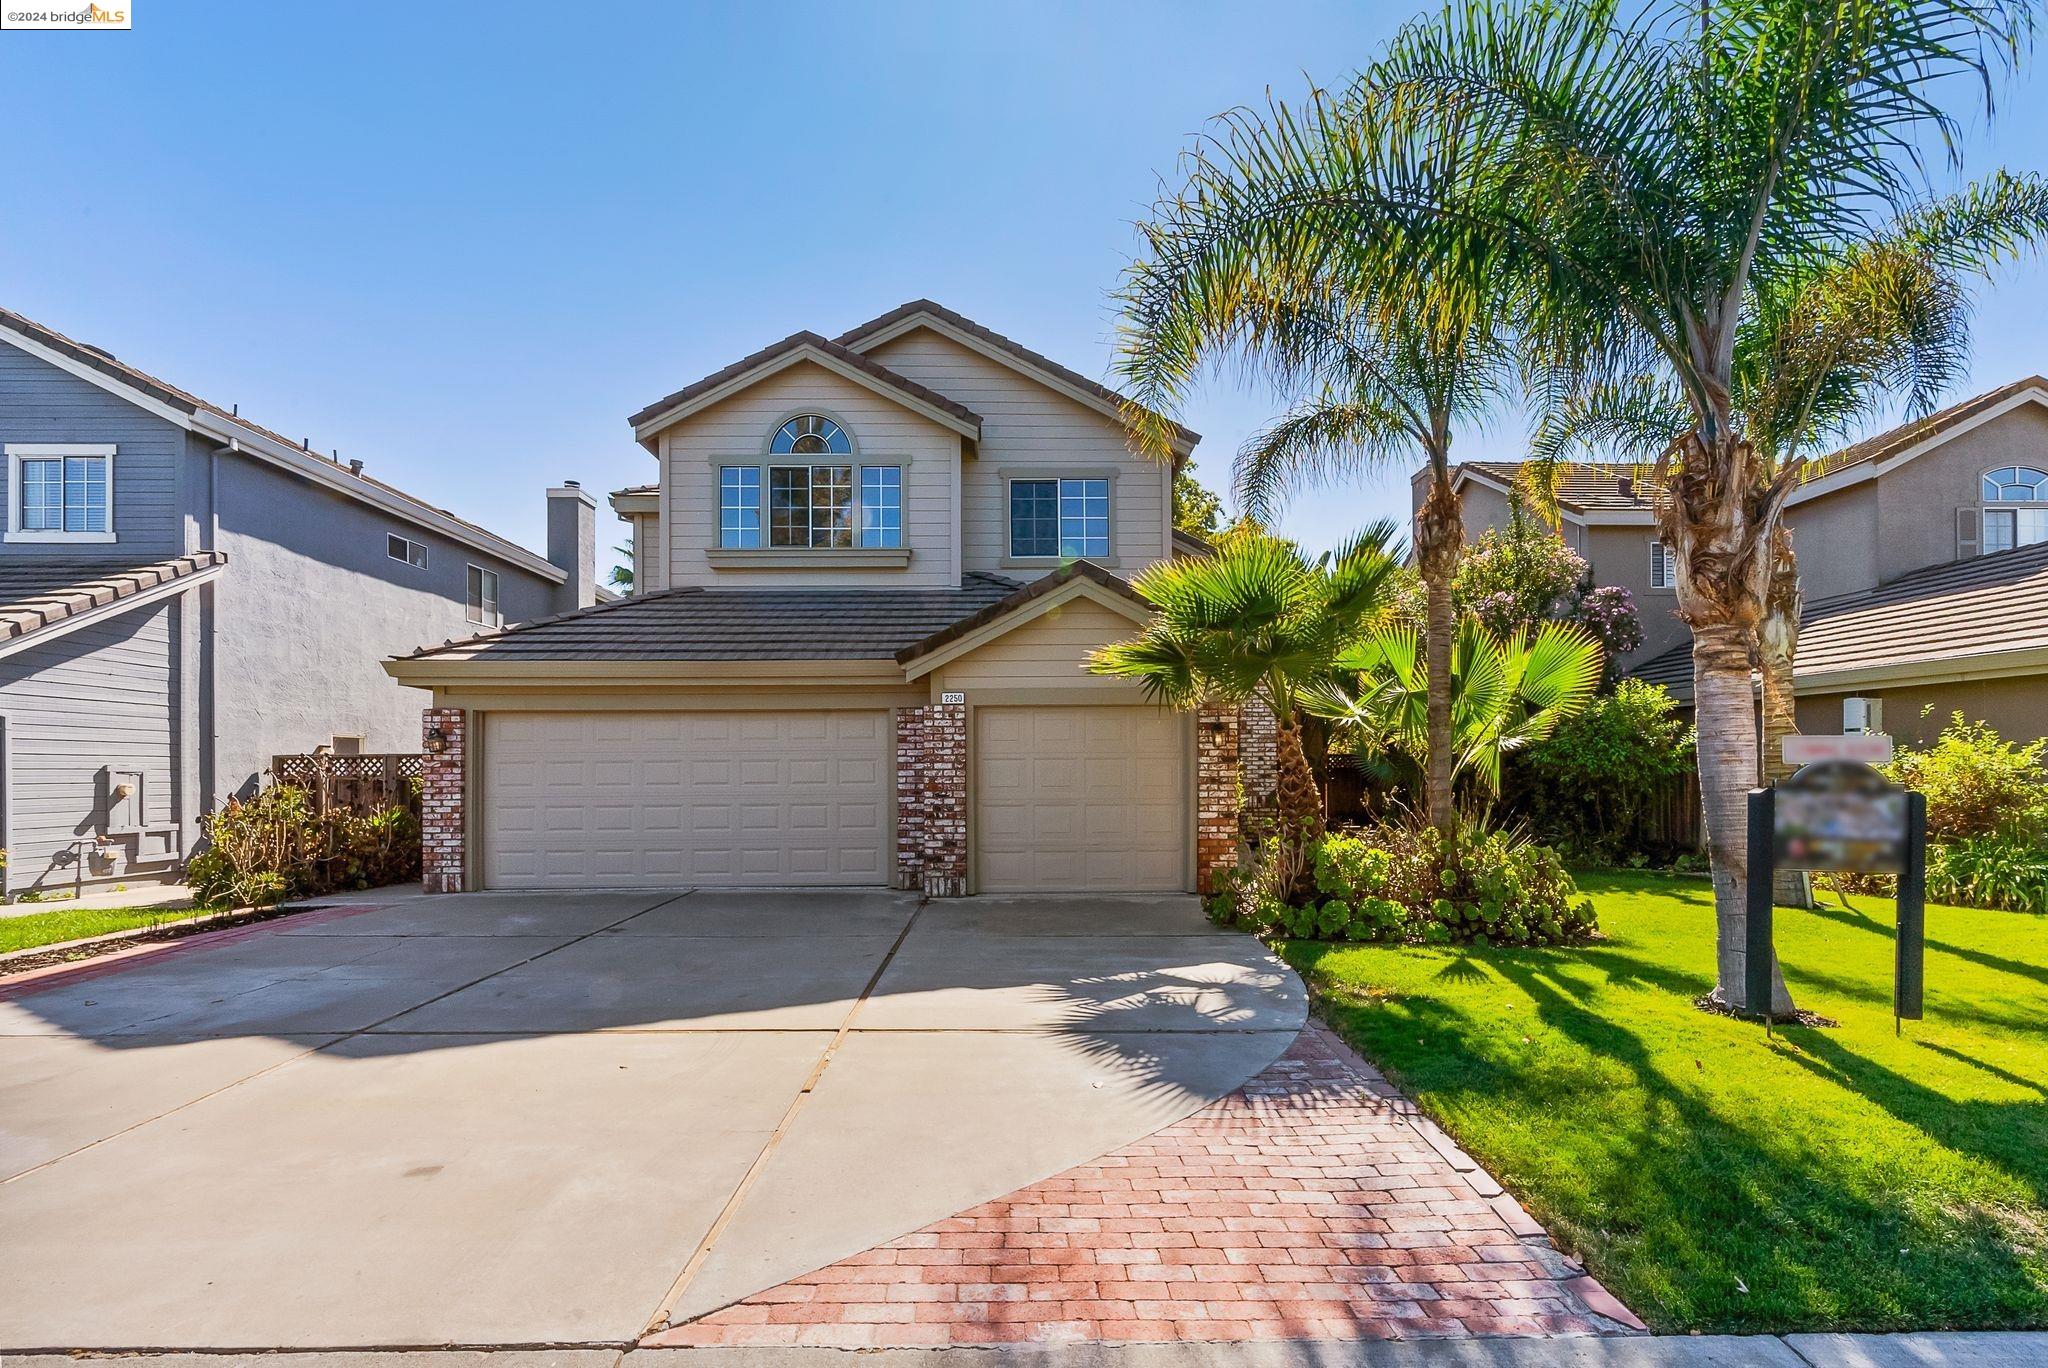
xmin=1435 ymin=376 xmax=2048 ymax=747
xmin=386 ymin=301 xmax=1257 ymax=896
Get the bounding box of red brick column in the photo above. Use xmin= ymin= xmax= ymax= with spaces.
xmin=918 ymin=702 xmax=968 ymax=898
xmin=421 ymin=707 xmax=465 ymax=894
xmin=1238 ymin=698 xmax=1279 ymax=840
xmin=893 ymin=706 xmax=928 ymax=891
xmin=1196 ymin=700 xmax=1241 ymax=893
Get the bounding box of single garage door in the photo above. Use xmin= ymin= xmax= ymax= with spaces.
xmin=974 ymin=705 xmax=1188 ymax=893
xmin=482 ymin=711 xmax=890 ymax=889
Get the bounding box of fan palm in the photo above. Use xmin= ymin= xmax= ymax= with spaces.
xmin=1318 ymin=0 xmax=2035 ymax=1015
xmin=1307 ymin=617 xmax=1604 ymax=798
xmin=1087 ymin=522 xmax=1404 ymax=888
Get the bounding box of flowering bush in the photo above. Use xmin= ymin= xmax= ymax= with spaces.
xmin=1453 ymin=521 xmax=1642 ymax=680
xmin=1208 ymin=819 xmax=1598 ymax=946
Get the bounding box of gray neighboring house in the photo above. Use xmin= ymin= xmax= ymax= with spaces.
xmin=0 ymin=306 xmax=596 ymax=899
xmin=1433 ymin=375 xmax=2048 ymax=747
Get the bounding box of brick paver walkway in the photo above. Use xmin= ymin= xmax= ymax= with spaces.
xmin=646 ymin=1023 xmax=1642 ymax=1349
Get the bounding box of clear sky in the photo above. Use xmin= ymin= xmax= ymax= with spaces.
xmin=5 ymin=1 xmax=2045 ymax=572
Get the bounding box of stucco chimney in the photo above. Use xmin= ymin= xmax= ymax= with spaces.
xmin=546 ymin=482 xmax=597 ymax=611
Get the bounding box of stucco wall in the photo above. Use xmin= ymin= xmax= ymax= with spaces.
xmin=659 ymin=361 xmax=963 ymax=589
xmin=0 ymin=339 xmax=185 ymax=561
xmin=1783 ymin=483 xmax=1879 ymax=601
xmin=1795 ymin=674 xmax=2048 ymax=748
xmin=863 ymin=329 xmax=1173 ymax=576
xmin=210 ymin=457 xmax=561 ymax=796
xmin=1870 ymin=401 xmax=2048 ymax=582
xmin=1578 ymin=523 xmax=1687 ymax=668
xmin=0 ymin=601 xmax=181 ymax=895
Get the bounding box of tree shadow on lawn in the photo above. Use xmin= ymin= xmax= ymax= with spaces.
xmin=1293 ymin=939 xmax=2048 ymax=1333
xmin=1803 ymin=896 xmax=2048 ymax=992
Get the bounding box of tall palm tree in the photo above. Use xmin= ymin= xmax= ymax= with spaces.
xmin=1118 ymin=171 xmax=1516 ymax=837
xmin=1343 ymin=0 xmax=2037 ymax=1015
xmin=1087 ymin=523 xmax=1404 ymax=892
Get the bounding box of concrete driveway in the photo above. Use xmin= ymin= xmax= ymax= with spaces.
xmin=0 ymin=889 xmax=1304 ymax=1350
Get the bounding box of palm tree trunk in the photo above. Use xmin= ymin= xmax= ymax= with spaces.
xmin=1273 ymin=709 xmax=1325 ymax=900
xmin=1758 ymin=525 xmax=1812 ymax=909
xmin=1415 ymin=476 xmax=1463 ymax=834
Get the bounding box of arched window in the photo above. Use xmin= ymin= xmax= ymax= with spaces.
xmin=770 ymin=414 xmax=852 ymax=457
xmin=1981 ymin=466 xmax=2048 ymax=554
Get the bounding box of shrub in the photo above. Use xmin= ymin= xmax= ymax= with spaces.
xmin=1928 ymin=835 xmax=2048 ymax=915
xmin=1882 ymin=714 xmax=2047 ymax=842
xmin=1453 ymin=519 xmax=1643 ymax=672
xmin=1514 ymin=679 xmax=1696 ymax=863
xmin=1207 ymin=820 xmax=1597 ymax=946
xmin=187 ymin=784 xmax=421 ymax=909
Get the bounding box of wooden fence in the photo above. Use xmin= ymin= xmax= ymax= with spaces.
xmin=1639 ymin=769 xmax=1707 ymax=854
xmin=271 ymin=753 xmax=425 ymax=818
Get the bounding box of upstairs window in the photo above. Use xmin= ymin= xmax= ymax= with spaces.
xmin=719 ymin=466 xmax=761 ymax=548
xmin=771 ymin=414 xmax=852 ymax=458
xmin=387 ymin=532 xmax=428 ymax=568
xmin=861 ymin=465 xmax=901 ymax=549
xmin=1982 ymin=465 xmax=2048 ymax=554
xmin=466 ymin=564 xmax=501 ymax=627
xmin=7 ymin=444 xmax=114 ymax=542
xmin=1009 ymin=477 xmax=1110 ymax=559
xmin=1649 ymin=540 xmax=1676 ymax=589
xmin=719 ymin=416 xmax=900 ymax=553
xmin=769 ymin=463 xmax=854 ymax=548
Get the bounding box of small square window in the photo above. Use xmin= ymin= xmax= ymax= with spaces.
xmin=388 ymin=533 xmax=428 ymax=569
xmin=467 ymin=564 xmax=501 ymax=627
xmin=1010 ymin=477 xmax=1109 ymax=559
xmin=1649 ymin=540 xmax=1676 ymax=590
xmin=8 ymin=445 xmax=113 ymax=542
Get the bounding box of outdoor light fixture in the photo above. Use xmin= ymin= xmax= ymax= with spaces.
xmin=424 ymin=726 xmax=448 ymax=755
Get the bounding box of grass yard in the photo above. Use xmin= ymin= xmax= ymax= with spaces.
xmin=0 ymin=902 xmax=218 ymax=955
xmin=1282 ymin=870 xmax=2048 ymax=1335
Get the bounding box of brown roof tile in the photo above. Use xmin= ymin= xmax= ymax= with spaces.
xmin=0 ymin=553 xmax=228 ymax=649
xmin=894 ymin=560 xmax=1147 ymax=665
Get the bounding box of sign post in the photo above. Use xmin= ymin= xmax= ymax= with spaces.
xmin=1745 ymin=788 xmax=1777 ymax=1023
xmin=1894 ymin=791 xmax=1927 ymax=1030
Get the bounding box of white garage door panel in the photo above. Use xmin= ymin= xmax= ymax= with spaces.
xmin=483 ymin=711 xmax=889 ymax=889
xmin=975 ymin=706 xmax=1188 ymax=893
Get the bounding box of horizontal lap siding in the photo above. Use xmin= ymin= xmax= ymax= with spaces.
xmin=0 ymin=340 xmax=185 ymax=559
xmin=661 ymin=363 xmax=961 ymax=588
xmin=862 ymin=332 xmax=1170 ymax=575
xmin=933 ymin=599 xmax=1154 ymax=694
xmin=0 ymin=602 xmax=178 ymax=894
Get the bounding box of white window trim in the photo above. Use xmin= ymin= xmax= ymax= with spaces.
xmin=5 ymin=443 xmax=116 ymax=544
xmin=466 ymin=563 xmax=502 ymax=628
xmin=388 ymin=532 xmax=429 ymax=569
xmin=1648 ymin=539 xmax=1677 ymax=591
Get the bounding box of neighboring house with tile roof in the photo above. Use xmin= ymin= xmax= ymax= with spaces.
xmin=387 ymin=302 xmax=1220 ymax=898
xmin=1431 ymin=376 xmax=2048 ymax=745
xmin=0 ymin=308 xmax=596 ymax=898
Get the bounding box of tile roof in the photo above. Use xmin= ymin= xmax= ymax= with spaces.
xmin=405 ymin=572 xmax=1026 ymax=662
xmin=1461 ymin=461 xmax=1650 ymax=512
xmin=1808 ymin=376 xmax=2048 ymax=478
xmin=1629 ymin=540 xmax=2048 ymax=700
xmin=835 ymin=299 xmax=1202 ymax=449
xmin=0 ymin=306 xmax=553 ymax=574
xmin=626 ymin=330 xmax=983 ymax=434
xmin=0 ymin=553 xmax=227 ymax=651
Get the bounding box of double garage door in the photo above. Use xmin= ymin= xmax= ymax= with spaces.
xmin=480 ymin=706 xmax=1188 ymax=892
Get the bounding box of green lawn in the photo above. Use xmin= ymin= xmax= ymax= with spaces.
xmin=0 ymin=903 xmax=219 ymax=955
xmin=1281 ymin=870 xmax=2048 ymax=1335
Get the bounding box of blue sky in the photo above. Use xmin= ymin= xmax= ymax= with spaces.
xmin=5 ymin=1 xmax=2046 ymax=570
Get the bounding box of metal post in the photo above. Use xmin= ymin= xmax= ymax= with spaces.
xmin=1895 ymin=790 xmax=1927 ymax=1031
xmin=1745 ymin=787 xmax=1776 ymax=1022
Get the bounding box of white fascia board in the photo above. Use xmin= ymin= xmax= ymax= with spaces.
xmin=631 ymin=344 xmax=982 ymax=446
xmin=189 ymin=411 xmax=565 ymax=583
xmin=845 ymin=313 xmax=1197 ymax=458
xmin=1790 ymin=388 xmax=2048 ymax=507
xmin=0 ymin=325 xmax=198 ymax=428
xmin=0 ymin=561 xmax=226 ymax=663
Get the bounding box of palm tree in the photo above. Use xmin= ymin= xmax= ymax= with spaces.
xmin=1338 ymin=0 xmax=2037 ymax=1016
xmin=1535 ymin=177 xmax=2048 ymax=897
xmin=1119 ymin=197 xmax=1516 ymax=840
xmin=608 ymin=540 xmax=634 ymax=592
xmin=1087 ymin=523 xmax=1404 ymax=893
xmin=1308 ymin=617 xmax=1604 ymax=799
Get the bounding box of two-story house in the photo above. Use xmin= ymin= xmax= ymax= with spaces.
xmin=1433 ymin=375 xmax=2048 ymax=746
xmin=386 ymin=300 xmax=1244 ymax=898
xmin=0 ymin=306 xmax=596 ymax=898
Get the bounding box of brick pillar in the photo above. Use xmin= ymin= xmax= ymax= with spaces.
xmin=918 ymin=702 xmax=968 ymax=898
xmin=1196 ymin=701 xmax=1242 ymax=894
xmin=894 ymin=706 xmax=928 ymax=891
xmin=421 ymin=707 xmax=465 ymax=894
xmin=1239 ymin=699 xmax=1279 ymax=819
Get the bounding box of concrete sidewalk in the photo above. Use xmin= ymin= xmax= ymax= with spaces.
xmin=8 ymin=1329 xmax=2045 ymax=1366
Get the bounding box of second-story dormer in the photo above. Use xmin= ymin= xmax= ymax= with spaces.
xmin=614 ymin=301 xmax=1195 ymax=594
